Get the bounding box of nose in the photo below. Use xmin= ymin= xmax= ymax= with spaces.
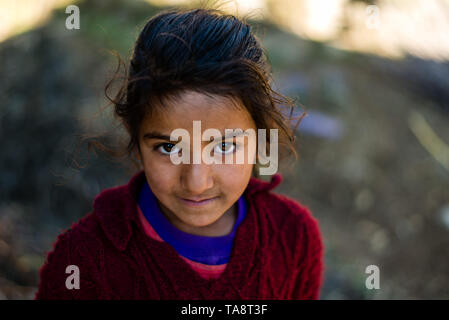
xmin=180 ymin=163 xmax=214 ymax=196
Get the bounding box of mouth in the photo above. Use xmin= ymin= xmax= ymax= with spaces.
xmin=179 ymin=196 xmax=219 ymax=207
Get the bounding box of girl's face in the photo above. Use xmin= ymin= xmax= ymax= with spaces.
xmin=137 ymin=90 xmax=257 ymax=236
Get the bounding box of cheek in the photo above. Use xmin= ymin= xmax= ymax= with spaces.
xmin=216 ymin=163 xmax=253 ymax=195
xmin=142 ymin=156 xmax=178 ymax=193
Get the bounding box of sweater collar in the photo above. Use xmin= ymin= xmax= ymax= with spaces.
xmin=93 ymin=170 xmax=282 ymax=251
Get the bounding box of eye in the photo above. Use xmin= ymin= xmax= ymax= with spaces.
xmin=214 ymin=142 xmax=236 ymax=155
xmin=156 ymin=143 xmax=180 ymax=155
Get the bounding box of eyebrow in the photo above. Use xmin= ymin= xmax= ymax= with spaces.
xmin=142 ymin=129 xmax=251 ymax=141
xmin=143 ymin=131 xmax=172 ymax=141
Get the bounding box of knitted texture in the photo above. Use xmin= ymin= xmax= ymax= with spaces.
xmin=35 ymin=170 xmax=325 ymax=300
xmin=136 ymin=205 xmax=228 ymax=280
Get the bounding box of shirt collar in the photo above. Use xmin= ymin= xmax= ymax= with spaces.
xmin=93 ymin=170 xmax=282 ymax=251
xmin=138 ymin=180 xmax=247 ymax=264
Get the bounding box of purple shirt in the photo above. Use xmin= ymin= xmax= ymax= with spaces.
xmin=138 ymin=181 xmax=248 ymax=265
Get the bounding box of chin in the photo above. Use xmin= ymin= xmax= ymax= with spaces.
xmin=183 ymin=212 xmax=222 ymax=228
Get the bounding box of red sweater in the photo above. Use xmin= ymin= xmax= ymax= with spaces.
xmin=136 ymin=206 xmax=228 ymax=280
xmin=35 ymin=170 xmax=325 ymax=300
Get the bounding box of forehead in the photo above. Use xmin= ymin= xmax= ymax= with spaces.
xmin=141 ymin=90 xmax=255 ymax=133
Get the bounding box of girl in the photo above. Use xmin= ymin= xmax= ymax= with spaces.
xmin=35 ymin=7 xmax=324 ymax=300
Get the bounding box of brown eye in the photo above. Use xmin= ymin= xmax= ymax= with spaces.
xmin=157 ymin=143 xmax=180 ymax=155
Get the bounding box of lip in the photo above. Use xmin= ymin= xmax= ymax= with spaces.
xmin=179 ymin=196 xmax=219 ymax=207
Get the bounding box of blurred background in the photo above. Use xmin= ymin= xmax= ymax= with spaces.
xmin=1 ymin=0 xmax=448 ymax=299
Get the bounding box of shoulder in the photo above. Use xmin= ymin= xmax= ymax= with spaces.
xmin=35 ymin=213 xmax=102 ymax=299
xmin=247 ymin=172 xmax=318 ymax=225
xmin=36 ymin=172 xmax=146 ymax=300
xmin=258 ymin=191 xmax=322 ymax=241
xmin=45 ymin=170 xmax=146 ymax=259
xmin=260 ymin=190 xmax=314 ymax=220
xmin=38 ymin=212 xmax=104 ymax=274
xmin=260 ymin=190 xmax=325 ymax=292
xmin=40 ymin=212 xmax=99 ymax=258
xmin=247 ymin=175 xmax=324 ymax=260
xmin=247 ymin=174 xmax=322 ymax=240
xmin=66 ymin=212 xmax=107 ymax=252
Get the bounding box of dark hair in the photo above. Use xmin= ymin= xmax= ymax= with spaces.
xmin=79 ymin=6 xmax=305 ymax=177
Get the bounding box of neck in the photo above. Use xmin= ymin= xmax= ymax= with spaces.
xmin=158 ymin=202 xmax=238 ymax=237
